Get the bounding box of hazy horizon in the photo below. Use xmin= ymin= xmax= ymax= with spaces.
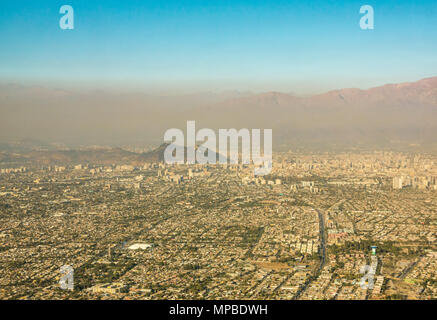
xmin=2 ymin=75 xmax=437 ymax=152
xmin=2 ymin=73 xmax=437 ymax=97
xmin=1 ymin=0 xmax=437 ymax=148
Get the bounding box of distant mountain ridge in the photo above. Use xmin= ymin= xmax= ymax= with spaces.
xmin=0 ymin=145 xmax=165 ymax=166
xmin=1 ymin=77 xmax=437 ymax=151
xmin=0 ymin=143 xmax=227 ymax=166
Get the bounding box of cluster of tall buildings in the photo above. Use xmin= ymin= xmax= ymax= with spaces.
xmin=393 ymin=176 xmax=437 ymax=190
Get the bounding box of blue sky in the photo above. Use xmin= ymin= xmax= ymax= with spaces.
xmin=1 ymin=0 xmax=437 ymax=94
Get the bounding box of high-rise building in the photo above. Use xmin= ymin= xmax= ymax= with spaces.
xmin=393 ymin=177 xmax=403 ymax=189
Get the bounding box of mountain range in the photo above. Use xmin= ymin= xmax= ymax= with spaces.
xmin=1 ymin=77 xmax=437 ymax=152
